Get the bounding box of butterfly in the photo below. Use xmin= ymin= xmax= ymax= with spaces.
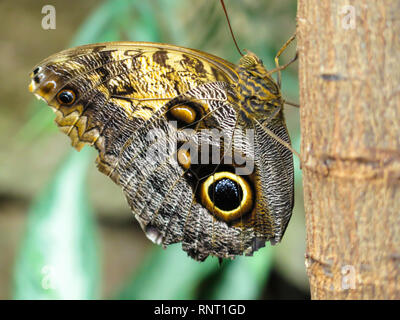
xmin=29 ymin=36 xmax=296 ymax=261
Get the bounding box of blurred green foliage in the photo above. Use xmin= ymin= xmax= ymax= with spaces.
xmin=14 ymin=0 xmax=303 ymax=299
xmin=13 ymin=148 xmax=100 ymax=299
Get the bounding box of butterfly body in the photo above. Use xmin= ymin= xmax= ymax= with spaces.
xmin=29 ymin=41 xmax=294 ymax=261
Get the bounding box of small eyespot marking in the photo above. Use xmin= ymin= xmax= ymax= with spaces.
xmin=57 ymin=89 xmax=76 ymax=105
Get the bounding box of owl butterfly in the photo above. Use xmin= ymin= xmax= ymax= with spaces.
xmin=29 ymin=5 xmax=297 ymax=261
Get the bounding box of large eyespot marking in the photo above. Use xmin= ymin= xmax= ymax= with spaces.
xmin=209 ymin=178 xmax=243 ymax=211
xmin=200 ymin=171 xmax=253 ymax=222
xmin=57 ymin=89 xmax=76 ymax=105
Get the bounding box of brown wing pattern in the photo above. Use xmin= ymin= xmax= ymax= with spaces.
xmin=29 ymin=41 xmax=294 ymax=261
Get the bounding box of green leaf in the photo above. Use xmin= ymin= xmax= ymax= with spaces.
xmin=71 ymin=0 xmax=162 ymax=46
xmin=13 ymin=148 xmax=100 ymax=299
xmin=116 ymin=244 xmax=274 ymax=300
xmin=116 ymin=244 xmax=219 ymax=300
xmin=209 ymin=247 xmax=275 ymax=299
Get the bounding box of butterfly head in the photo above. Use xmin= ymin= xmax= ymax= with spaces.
xmin=236 ymin=51 xmax=283 ymax=121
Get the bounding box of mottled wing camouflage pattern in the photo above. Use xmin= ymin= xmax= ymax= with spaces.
xmin=29 ymin=41 xmax=294 ymax=261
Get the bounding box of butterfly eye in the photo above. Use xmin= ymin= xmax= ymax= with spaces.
xmin=199 ymin=171 xmax=253 ymax=222
xmin=57 ymin=89 xmax=76 ymax=105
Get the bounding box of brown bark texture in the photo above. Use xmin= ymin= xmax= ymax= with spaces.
xmin=297 ymin=1 xmax=400 ymax=299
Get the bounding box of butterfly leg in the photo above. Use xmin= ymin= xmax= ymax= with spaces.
xmin=256 ymin=104 xmax=302 ymax=161
xmin=272 ymin=34 xmax=300 ymax=108
xmin=268 ymin=34 xmax=298 ymax=88
xmin=256 ymin=116 xmax=301 ymax=161
xmin=283 ymin=100 xmax=300 ymax=108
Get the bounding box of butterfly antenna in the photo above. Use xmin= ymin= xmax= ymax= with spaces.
xmin=220 ymin=0 xmax=244 ymax=57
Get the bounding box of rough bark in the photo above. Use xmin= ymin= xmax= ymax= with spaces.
xmin=297 ymin=1 xmax=400 ymax=299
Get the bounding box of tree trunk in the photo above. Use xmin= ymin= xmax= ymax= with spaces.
xmin=297 ymin=0 xmax=400 ymax=299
